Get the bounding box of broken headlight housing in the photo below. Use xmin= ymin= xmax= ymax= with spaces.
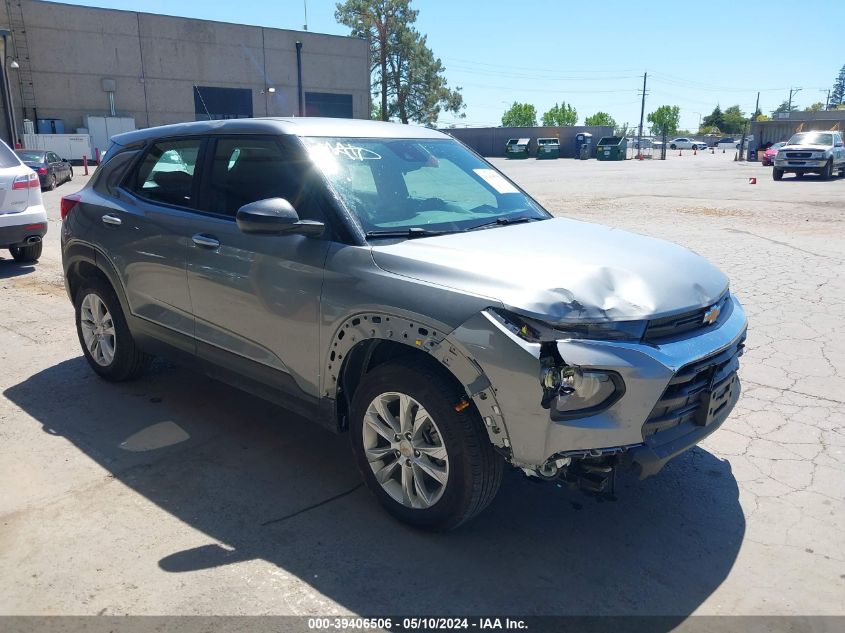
xmin=489 ymin=309 xmax=629 ymax=416
xmin=489 ymin=308 xmax=647 ymax=343
xmin=540 ymin=365 xmax=625 ymax=418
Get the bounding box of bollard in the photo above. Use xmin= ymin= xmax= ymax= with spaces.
xmin=83 ymin=155 xmax=89 ymax=176
xmin=94 ymin=147 xmax=100 ymax=164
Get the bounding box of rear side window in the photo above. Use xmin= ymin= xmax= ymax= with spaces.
xmin=0 ymin=139 xmax=21 ymax=168
xmin=129 ymin=139 xmax=202 ymax=207
xmin=205 ymin=136 xmax=319 ymax=219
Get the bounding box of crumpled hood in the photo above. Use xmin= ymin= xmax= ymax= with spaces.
xmin=370 ymin=217 xmax=728 ymax=322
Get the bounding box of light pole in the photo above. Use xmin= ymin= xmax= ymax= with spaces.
xmin=0 ymin=29 xmax=18 ymax=147
xmin=693 ymin=111 xmax=702 ymax=133
xmin=821 ymin=88 xmax=831 ymax=110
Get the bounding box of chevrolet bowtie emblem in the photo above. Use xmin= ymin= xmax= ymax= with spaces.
xmin=702 ymin=304 xmax=721 ymax=325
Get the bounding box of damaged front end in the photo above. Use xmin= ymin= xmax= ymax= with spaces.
xmin=444 ymin=295 xmax=747 ymax=495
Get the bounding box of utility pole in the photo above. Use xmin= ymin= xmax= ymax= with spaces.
xmin=822 ymin=88 xmax=831 ymax=110
xmin=739 ymin=91 xmax=759 ymax=162
xmin=637 ymin=72 xmax=647 ymax=158
xmin=787 ymin=87 xmax=802 ymax=112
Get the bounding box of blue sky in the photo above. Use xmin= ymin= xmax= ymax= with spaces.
xmin=71 ymin=0 xmax=845 ymax=130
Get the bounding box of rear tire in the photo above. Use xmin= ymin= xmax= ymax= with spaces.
xmin=74 ymin=278 xmax=152 ymax=381
xmin=773 ymin=168 xmax=783 ymax=181
xmin=9 ymin=241 xmax=42 ymax=262
xmin=795 ymin=172 xmax=804 ymax=179
xmin=350 ymin=358 xmax=503 ymax=531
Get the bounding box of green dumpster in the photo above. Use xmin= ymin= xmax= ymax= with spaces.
xmin=596 ymin=136 xmax=628 ymax=161
xmin=536 ymin=137 xmax=560 ymax=159
xmin=505 ymin=138 xmax=530 ymax=159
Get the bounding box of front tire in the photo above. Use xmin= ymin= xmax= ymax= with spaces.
xmin=350 ymin=359 xmax=503 ymax=531
xmin=9 ymin=241 xmax=42 ymax=262
xmin=821 ymin=160 xmax=833 ymax=180
xmin=48 ymin=174 xmax=57 ymax=191
xmin=74 ymin=279 xmax=152 ymax=381
xmin=773 ymin=168 xmax=784 ymax=181
xmin=670 ymin=144 xmax=677 ymax=150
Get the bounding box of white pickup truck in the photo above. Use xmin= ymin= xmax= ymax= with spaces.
xmin=773 ymin=130 xmax=845 ymax=180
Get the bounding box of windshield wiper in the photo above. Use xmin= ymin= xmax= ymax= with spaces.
xmin=465 ymin=215 xmax=542 ymax=232
xmin=365 ymin=227 xmax=452 ymax=239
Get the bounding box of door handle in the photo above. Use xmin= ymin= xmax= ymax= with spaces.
xmin=192 ymin=234 xmax=220 ymax=249
xmin=101 ymin=214 xmax=122 ymax=226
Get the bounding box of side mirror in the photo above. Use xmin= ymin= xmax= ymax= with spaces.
xmin=235 ymin=198 xmax=324 ymax=237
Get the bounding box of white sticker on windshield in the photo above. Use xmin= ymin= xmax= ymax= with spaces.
xmin=473 ymin=168 xmax=519 ymax=194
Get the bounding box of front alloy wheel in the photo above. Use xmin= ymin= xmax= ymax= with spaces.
xmin=363 ymin=391 xmax=449 ymax=509
xmin=350 ymin=360 xmax=503 ymax=530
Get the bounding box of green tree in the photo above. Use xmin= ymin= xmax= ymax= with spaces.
xmin=542 ymin=102 xmax=577 ymax=126
xmin=771 ymin=100 xmax=798 ymax=116
xmin=647 ymin=105 xmax=681 ymax=137
xmin=755 ymin=113 xmax=770 ymax=122
xmin=336 ymin=0 xmax=463 ymax=124
xmin=387 ymin=28 xmax=464 ymax=124
xmin=808 ymin=102 xmax=826 ymax=111
xmin=830 ymin=64 xmax=845 ymax=108
xmin=501 ymin=102 xmax=537 ymax=127
xmin=702 ymin=105 xmax=724 ymax=131
xmin=721 ymin=105 xmax=746 ymax=134
xmin=584 ymin=111 xmax=616 ymax=128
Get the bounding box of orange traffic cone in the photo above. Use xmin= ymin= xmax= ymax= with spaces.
xmin=748 ymin=177 xmax=757 ymax=184
xmin=694 ymin=146 xmax=698 ymax=155
xmin=722 ymin=148 xmax=726 ymax=153
xmin=678 ymin=149 xmax=682 ymax=156
xmin=711 ymin=147 xmax=715 ymax=154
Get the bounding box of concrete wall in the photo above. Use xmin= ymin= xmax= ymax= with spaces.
xmin=443 ymin=126 xmax=615 ymax=158
xmin=750 ymin=116 xmax=845 ymax=147
xmin=0 ymin=0 xmax=370 ymax=138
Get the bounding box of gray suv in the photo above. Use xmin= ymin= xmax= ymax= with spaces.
xmin=61 ymin=118 xmax=747 ymax=530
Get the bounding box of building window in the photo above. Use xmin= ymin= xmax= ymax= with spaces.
xmin=305 ymin=92 xmax=353 ymax=118
xmin=194 ymin=86 xmax=253 ymax=120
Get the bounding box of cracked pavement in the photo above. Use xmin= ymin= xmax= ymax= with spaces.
xmin=0 ymin=153 xmax=842 ymax=616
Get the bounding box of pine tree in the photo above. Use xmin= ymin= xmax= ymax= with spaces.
xmin=831 ymin=64 xmax=845 ymax=108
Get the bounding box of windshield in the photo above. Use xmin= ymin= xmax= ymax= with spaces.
xmin=302 ymin=137 xmax=549 ymax=235
xmin=787 ymin=132 xmax=833 ymax=146
xmin=15 ymin=150 xmax=44 ymax=162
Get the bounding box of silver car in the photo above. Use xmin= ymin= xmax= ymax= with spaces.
xmin=61 ymin=118 xmax=747 ymax=530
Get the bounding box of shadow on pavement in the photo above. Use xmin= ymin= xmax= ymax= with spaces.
xmin=5 ymin=357 xmax=745 ymax=619
xmin=0 ymin=258 xmax=36 ymax=279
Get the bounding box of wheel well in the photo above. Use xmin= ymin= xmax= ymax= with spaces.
xmin=66 ymin=260 xmax=111 ymax=302
xmin=335 ymin=339 xmax=460 ymax=432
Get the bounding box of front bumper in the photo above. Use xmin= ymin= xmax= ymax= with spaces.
xmin=775 ymin=159 xmax=827 ymax=170
xmin=450 ymin=294 xmax=747 ymax=475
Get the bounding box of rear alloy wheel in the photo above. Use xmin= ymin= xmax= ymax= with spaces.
xmin=821 ymin=160 xmax=833 ymax=180
xmin=9 ymin=242 xmax=42 ymax=262
xmin=773 ymin=168 xmax=784 ymax=181
xmin=75 ymin=279 xmax=151 ymax=381
xmin=350 ymin=360 xmax=503 ymax=530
